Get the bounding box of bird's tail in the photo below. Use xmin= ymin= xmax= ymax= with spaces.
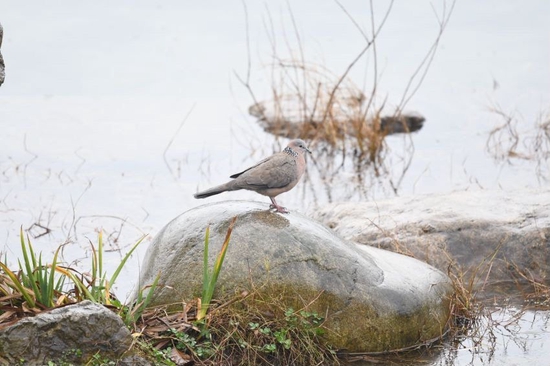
xmin=193 ymin=181 xmax=235 ymax=199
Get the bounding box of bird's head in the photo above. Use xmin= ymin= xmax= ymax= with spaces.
xmin=287 ymin=139 xmax=312 ymax=155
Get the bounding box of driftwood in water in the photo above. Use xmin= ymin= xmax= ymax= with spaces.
xmin=249 ymin=98 xmax=425 ymax=142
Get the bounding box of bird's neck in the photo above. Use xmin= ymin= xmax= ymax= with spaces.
xmin=283 ymin=146 xmax=298 ymax=158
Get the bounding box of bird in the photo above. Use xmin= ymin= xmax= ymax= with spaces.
xmin=194 ymin=139 xmax=311 ymax=213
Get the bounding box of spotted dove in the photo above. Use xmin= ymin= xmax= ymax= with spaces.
xmin=193 ymin=139 xmax=311 ymax=213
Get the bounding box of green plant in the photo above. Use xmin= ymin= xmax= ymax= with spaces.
xmin=256 ymin=308 xmax=325 ymax=352
xmin=85 ymin=352 xmax=117 ymax=366
xmin=90 ymin=230 xmax=146 ymax=305
xmin=197 ymin=217 xmax=237 ymax=320
xmin=136 ymin=340 xmax=176 ymax=366
xmin=0 ymin=228 xmax=65 ymax=309
xmin=123 ymin=272 xmax=161 ymax=325
xmin=133 ymin=287 xmax=338 ymax=366
xmin=202 ymin=296 xmax=336 ymax=365
xmin=274 ymin=329 xmax=291 ymax=349
xmin=45 ymin=348 xmax=118 ymax=366
xmin=0 ymin=260 xmax=36 ymax=308
xmin=18 ymin=227 xmax=64 ymax=308
xmin=0 ymin=228 xmax=148 ymax=320
xmin=170 ymin=327 xmax=216 ymax=359
xmin=56 ymin=231 xmax=146 ymax=305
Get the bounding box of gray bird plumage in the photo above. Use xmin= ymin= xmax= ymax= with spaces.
xmin=194 ymin=139 xmax=311 ymax=213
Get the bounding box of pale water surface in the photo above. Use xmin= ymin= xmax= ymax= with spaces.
xmin=0 ymin=1 xmax=549 ymax=364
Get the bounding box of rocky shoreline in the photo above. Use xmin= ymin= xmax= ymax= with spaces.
xmin=1 ymin=188 xmax=548 ymax=365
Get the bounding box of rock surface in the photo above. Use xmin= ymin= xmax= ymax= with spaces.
xmin=311 ymin=188 xmax=550 ymax=291
xmin=0 ymin=301 xmax=133 ymax=365
xmin=138 ymin=200 xmax=452 ymax=352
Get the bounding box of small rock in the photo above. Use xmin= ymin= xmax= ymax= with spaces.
xmin=0 ymin=301 xmax=132 ymax=365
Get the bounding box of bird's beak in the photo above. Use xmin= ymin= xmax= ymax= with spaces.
xmin=306 ymin=147 xmax=312 ymax=154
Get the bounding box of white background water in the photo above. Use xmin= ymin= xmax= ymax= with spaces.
xmin=0 ymin=1 xmax=548 ymax=364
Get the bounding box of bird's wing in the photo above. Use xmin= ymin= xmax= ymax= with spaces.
xmin=236 ymin=153 xmax=297 ymax=189
xmin=229 ymin=156 xmax=271 ymax=179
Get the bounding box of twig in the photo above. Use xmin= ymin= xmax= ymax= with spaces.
xmin=163 ymin=105 xmax=195 ymax=181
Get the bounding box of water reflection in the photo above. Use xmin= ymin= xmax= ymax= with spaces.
xmin=486 ymin=105 xmax=550 ymax=183
xmin=342 ymin=307 xmax=550 ymax=366
xmin=247 ymin=61 xmax=428 ymax=203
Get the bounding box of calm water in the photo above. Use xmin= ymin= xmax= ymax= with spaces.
xmin=1 ymin=1 xmax=549 ymax=364
xmin=351 ymin=306 xmax=550 ymax=366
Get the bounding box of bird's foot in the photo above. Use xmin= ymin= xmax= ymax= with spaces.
xmin=269 ymin=204 xmax=289 ymax=214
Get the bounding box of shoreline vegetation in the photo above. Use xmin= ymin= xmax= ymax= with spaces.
xmin=1 ymin=216 xmax=548 ymax=366
xmin=0 ymin=224 xmax=342 ymax=365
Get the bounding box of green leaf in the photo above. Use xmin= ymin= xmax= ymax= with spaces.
xmin=45 ymin=246 xmax=62 ymax=308
xmin=125 ymin=272 xmax=160 ymax=325
xmin=202 ymin=226 xmax=210 ymax=300
xmin=19 ymin=227 xmax=40 ymax=301
xmin=98 ymin=231 xmax=103 ymax=296
xmin=55 ymin=266 xmax=96 ymax=302
xmin=109 ymin=234 xmax=146 ymax=288
xmin=197 ymin=217 xmax=237 ymax=320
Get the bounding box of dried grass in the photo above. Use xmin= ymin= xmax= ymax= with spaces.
xmin=486 ymin=104 xmax=550 ymax=182
xmin=133 ymin=289 xmax=339 ymax=366
xmin=236 ymin=0 xmax=456 ymax=200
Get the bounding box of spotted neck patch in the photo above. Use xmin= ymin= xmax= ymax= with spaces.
xmin=283 ymin=146 xmax=298 ymax=158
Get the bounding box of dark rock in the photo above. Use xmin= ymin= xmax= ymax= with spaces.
xmin=380 ymin=113 xmax=425 ymax=134
xmin=311 ymin=188 xmax=550 ymax=295
xmin=0 ymin=23 xmax=4 ymax=86
xmin=0 ymin=301 xmax=132 ymax=365
xmin=137 ymin=200 xmax=452 ymax=352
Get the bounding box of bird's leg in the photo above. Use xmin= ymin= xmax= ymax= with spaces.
xmin=269 ymin=197 xmax=289 ymax=214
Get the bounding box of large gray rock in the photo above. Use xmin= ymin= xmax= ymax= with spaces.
xmin=138 ymin=200 xmax=452 ymax=352
xmin=0 ymin=301 xmax=132 ymax=365
xmin=311 ymin=188 xmax=550 ymax=291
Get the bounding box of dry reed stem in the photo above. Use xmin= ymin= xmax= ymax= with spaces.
xmin=236 ymin=1 xmax=455 ymax=200
xmin=486 ymin=103 xmax=550 ymax=182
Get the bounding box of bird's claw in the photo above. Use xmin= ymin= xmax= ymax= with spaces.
xmin=269 ymin=204 xmax=289 ymax=214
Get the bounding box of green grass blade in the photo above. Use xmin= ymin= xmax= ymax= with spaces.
xmin=19 ymin=228 xmax=40 ymax=298
xmin=141 ymin=273 xmax=160 ymax=308
xmin=55 ymin=271 xmax=66 ymax=292
xmin=0 ymin=261 xmax=36 ymax=308
xmin=125 ymin=272 xmax=161 ymax=325
xmin=56 ymin=266 xmax=96 ymax=302
xmin=198 ymin=218 xmax=237 ymax=320
xmin=37 ymin=254 xmax=49 ymax=307
xmin=19 ymin=227 xmax=32 ymax=279
xmin=109 ymin=234 xmax=147 ymax=287
xmin=45 ymin=246 xmax=62 ymax=308
xmin=98 ymin=230 xmax=103 ymax=298
xmin=26 ymin=233 xmax=38 ymax=269
xmin=90 ymin=242 xmax=98 ymax=297
xmin=202 ymin=226 xmax=210 ymax=299
xmin=17 ymin=259 xmax=27 ymax=287
xmin=210 ymin=217 xmax=237 ymax=287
